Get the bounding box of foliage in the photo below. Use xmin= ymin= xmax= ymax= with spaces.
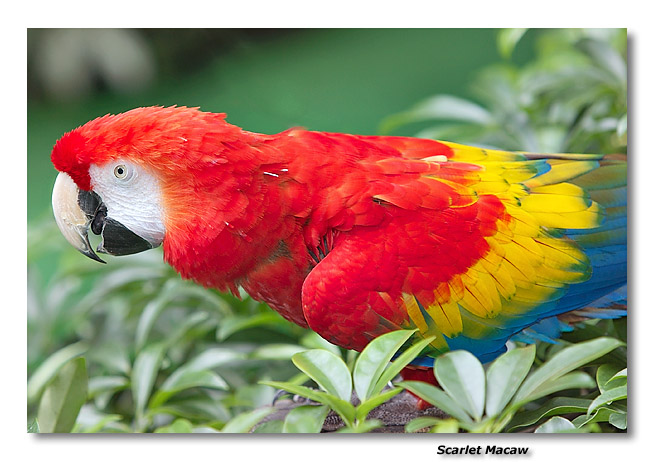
xmin=400 ymin=337 xmax=625 ymax=433
xmin=381 ymin=28 xmax=627 ymax=155
xmin=262 ymin=330 xmax=434 ymax=432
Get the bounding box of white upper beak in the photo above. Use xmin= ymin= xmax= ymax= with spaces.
xmin=51 ymin=172 xmax=106 ymax=263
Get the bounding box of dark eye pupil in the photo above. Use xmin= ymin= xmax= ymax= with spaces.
xmin=117 ymin=168 xmax=124 ymax=175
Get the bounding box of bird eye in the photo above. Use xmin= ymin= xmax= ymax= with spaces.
xmin=114 ymin=164 xmax=129 ymax=179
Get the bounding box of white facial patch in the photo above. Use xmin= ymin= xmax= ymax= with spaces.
xmin=89 ymin=161 xmax=166 ymax=246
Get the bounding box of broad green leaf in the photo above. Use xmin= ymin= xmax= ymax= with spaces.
xmin=574 ymin=406 xmax=625 ymax=429
xmin=252 ymin=343 xmax=306 ymax=360
xmin=88 ymin=342 xmax=131 ymax=376
xmin=180 ymin=348 xmax=246 ymax=371
xmin=485 ymin=345 xmax=535 ymax=417
xmin=405 ymin=416 xmax=446 ymax=433
xmin=27 ymin=341 xmax=87 ymax=404
xmin=217 ymin=312 xmax=288 ymax=341
xmin=597 ymin=364 xmax=624 ymax=393
xmin=27 ymin=419 xmax=40 ymax=433
xmin=608 ymin=411 xmax=627 ymax=430
xmin=134 ymin=279 xmax=184 ymax=350
xmin=220 ymin=407 xmax=274 ymax=433
xmin=131 ymin=342 xmax=166 ymax=423
xmin=154 ymin=418 xmax=194 ymax=433
xmin=337 ymin=419 xmax=383 ymax=433
xmin=513 ymin=337 xmax=622 ymax=404
xmin=497 ymin=28 xmax=528 ymax=59
xmin=398 ymin=381 xmax=472 ymax=423
xmin=371 ymin=335 xmax=435 ymax=398
xmin=282 ymin=405 xmax=329 ymax=433
xmin=150 ymin=370 xmax=228 ymax=408
xmin=353 ymin=329 xmax=415 ymax=401
xmin=292 ymin=350 xmax=352 ymax=401
xmin=300 ymin=331 xmax=342 ymax=357
xmin=587 ymin=385 xmax=627 ymax=415
xmin=605 ymin=367 xmax=627 ymax=389
xmin=380 ymin=95 xmax=491 ymax=133
xmin=88 ymin=376 xmax=129 ymax=399
xmin=252 ymin=420 xmax=284 ymax=433
xmin=148 ymin=396 xmax=231 ymax=423
xmin=505 ymin=397 xmax=592 ymax=432
xmin=534 ymin=416 xmax=577 ymax=433
xmin=37 ymin=357 xmax=88 ymax=433
xmin=163 ymin=311 xmax=211 ymax=349
xmin=577 ymin=38 xmax=627 ymax=84
xmin=434 ymin=350 xmax=486 ymax=421
xmin=260 ymin=381 xmax=356 ymax=425
xmin=80 ymin=414 xmax=124 ymax=433
xmin=355 ymin=387 xmax=402 ymax=421
xmin=409 ymin=95 xmax=492 ymax=124
xmin=430 ymin=419 xmax=461 ymax=433
xmin=521 ymin=371 xmax=595 ymax=404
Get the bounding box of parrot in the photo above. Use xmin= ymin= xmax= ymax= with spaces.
xmin=50 ymin=106 xmax=627 ymax=376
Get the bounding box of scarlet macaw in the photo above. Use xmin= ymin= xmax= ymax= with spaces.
xmin=50 ymin=106 xmax=627 ymax=366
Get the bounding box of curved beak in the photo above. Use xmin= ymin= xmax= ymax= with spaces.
xmin=52 ymin=172 xmax=155 ymax=263
xmin=52 ymin=172 xmax=106 ymax=263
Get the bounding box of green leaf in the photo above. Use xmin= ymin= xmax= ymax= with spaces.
xmin=131 ymin=342 xmax=166 ymax=424
xmin=300 ymin=331 xmax=343 ymax=357
xmin=608 ymin=411 xmax=627 ymax=430
xmin=587 ymin=385 xmax=627 ymax=415
xmin=182 ymin=348 xmax=246 ymax=371
xmin=597 ymin=364 xmax=624 ymax=393
xmin=154 ymin=418 xmax=194 ymax=433
xmin=260 ymin=381 xmax=356 ymax=425
xmin=405 ymin=416 xmax=445 ymax=433
xmin=292 ymin=350 xmax=352 ymax=401
xmin=27 ymin=419 xmax=40 ymax=433
xmin=497 ymin=28 xmax=528 ymax=59
xmin=523 ymin=371 xmax=595 ymax=404
xmin=220 ymin=407 xmax=274 ymax=433
xmin=398 ymin=381 xmax=472 ymax=423
xmin=37 ymin=357 xmax=88 ymax=433
xmin=371 ymin=336 xmax=435 ymax=398
xmin=485 ymin=345 xmax=535 ymax=417
xmin=577 ymin=37 xmax=627 ymax=84
xmin=216 ymin=312 xmax=288 ymax=341
xmin=355 ymin=387 xmax=402 ymax=421
xmin=337 ymin=419 xmax=383 ymax=433
xmin=574 ymin=406 xmax=625 ymax=429
xmin=352 ymin=329 xmax=415 ymax=402
xmin=80 ymin=414 xmax=125 ymax=433
xmin=434 ymin=350 xmax=486 ymax=421
xmin=505 ymin=397 xmax=592 ymax=432
xmin=88 ymin=376 xmax=129 ymax=399
xmin=380 ymin=95 xmax=492 ymax=133
xmin=134 ymin=279 xmax=184 ymax=350
xmin=282 ymin=405 xmax=330 ymax=433
xmin=27 ymin=341 xmax=87 ymax=404
xmin=252 ymin=420 xmax=284 ymax=433
xmin=605 ymin=367 xmax=627 ymax=390
xmin=534 ymin=416 xmax=577 ymax=433
xmin=163 ymin=311 xmax=211 ymax=349
xmin=513 ymin=337 xmax=622 ymax=405
xmin=150 ymin=370 xmax=228 ymax=408
xmin=252 ymin=343 xmax=307 ymax=360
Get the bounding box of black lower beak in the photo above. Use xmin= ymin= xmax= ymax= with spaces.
xmin=97 ymin=217 xmax=154 ymax=256
xmin=78 ymin=189 xmax=154 ymax=257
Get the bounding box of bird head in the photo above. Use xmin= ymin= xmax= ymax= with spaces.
xmin=50 ymin=106 xmax=250 ymax=263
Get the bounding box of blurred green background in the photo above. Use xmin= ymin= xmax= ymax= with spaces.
xmin=27 ymin=29 xmax=627 ymax=433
